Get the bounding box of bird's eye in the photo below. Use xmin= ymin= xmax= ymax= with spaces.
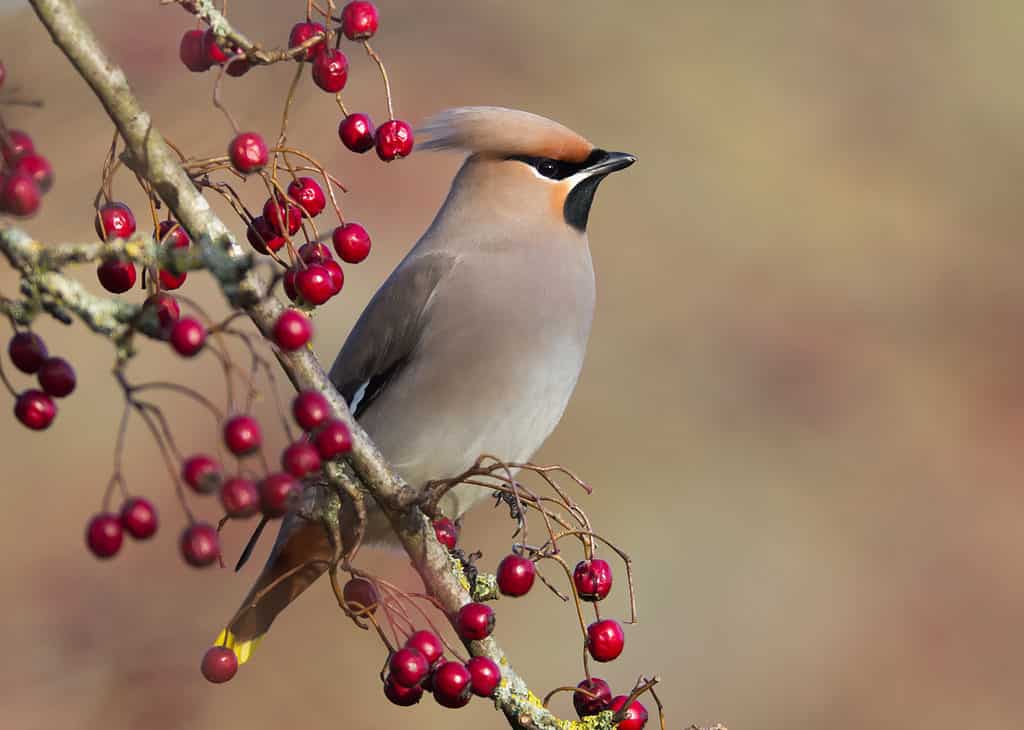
xmin=537 ymin=159 xmax=560 ymax=178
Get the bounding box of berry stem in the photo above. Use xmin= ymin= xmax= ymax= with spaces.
xmin=361 ymin=41 xmax=393 ymax=120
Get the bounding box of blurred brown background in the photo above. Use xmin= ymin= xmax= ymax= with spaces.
xmin=3 ymin=1 xmax=1023 ymax=728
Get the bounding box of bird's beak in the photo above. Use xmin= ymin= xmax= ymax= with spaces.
xmin=583 ymin=151 xmax=637 ymax=176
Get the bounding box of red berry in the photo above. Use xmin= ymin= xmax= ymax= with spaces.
xmin=296 ymin=264 xmax=334 ymax=305
xmin=157 ymin=220 xmax=191 ymax=291
xmin=342 ymin=577 xmax=380 ymax=614
xmin=586 ymin=619 xmax=625 ymax=663
xmin=229 ymin=132 xmax=268 ymax=174
xmin=37 ymin=357 xmax=75 ymax=397
xmin=95 ymin=202 xmax=136 ymax=240
xmin=202 ymin=29 xmax=229 ymax=65
xmin=375 ymin=119 xmax=414 ymax=161
xmin=573 ymin=677 xmax=612 ymax=717
xmin=323 ymin=259 xmax=344 ymax=295
xmin=182 ymin=454 xmax=222 ymax=494
xmin=384 ymin=676 xmax=423 ymax=706
xmin=283 ymin=268 xmax=300 ymax=302
xmin=432 ymin=661 xmax=472 ymax=708
xmin=1 ymin=172 xmax=41 ymax=216
xmin=201 ymin=646 xmax=238 ymax=683
xmin=14 ymin=389 xmax=55 ymax=430
xmin=496 ymin=554 xmax=535 ymax=596
xmin=2 ymin=129 xmax=34 ymax=163
xmin=96 ymin=259 xmax=137 ymax=294
xmin=332 ymin=222 xmax=371 ymax=263
xmin=286 ymin=177 xmax=326 ymax=218
xmin=390 ymin=647 xmax=429 ymax=688
xmin=8 ymin=332 xmax=47 ymax=374
xmin=12 ymin=153 xmax=54 ymax=193
xmin=169 ymin=317 xmax=206 ymax=357
xmin=226 ymin=56 xmax=251 ymax=77
xmin=288 ymin=21 xmax=326 ymax=61
xmin=433 ymin=518 xmax=458 ymax=550
xmin=86 ymin=513 xmax=123 ymax=558
xmin=281 ymin=440 xmax=321 ymax=478
xmin=179 ymin=29 xmax=212 ymax=72
xmin=120 ymin=497 xmax=158 ymax=540
xmin=263 ymin=197 xmax=302 ymax=236
xmin=273 ymin=309 xmax=312 ymax=351
xmin=609 ymin=695 xmax=649 ymax=730
xmin=144 ymin=293 xmax=180 ymax=338
xmin=292 ymin=390 xmax=330 ymax=430
xmin=220 ymin=476 xmax=261 ymax=518
xmin=312 ymin=48 xmax=348 ymax=93
xmin=339 ymin=113 xmax=375 ymax=153
xmin=405 ymin=630 xmax=444 ymax=667
xmin=340 ymin=1 xmax=380 ymax=40
xmin=159 ymin=268 xmax=186 ymax=291
xmin=298 ymin=241 xmax=333 ymax=264
xmin=314 ymin=418 xmax=352 ymax=459
xmin=246 ymin=216 xmax=284 ymax=254
xmin=259 ymin=472 xmax=300 ymax=518
xmin=456 ymin=602 xmax=495 ymax=641
xmin=466 ymin=656 xmax=501 ymax=697
xmin=223 ymin=414 xmax=262 ymax=455
xmin=181 ymin=522 xmax=220 ymax=567
xmin=573 ymin=558 xmax=613 ymax=602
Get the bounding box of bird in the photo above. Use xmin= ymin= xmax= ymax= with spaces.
xmin=214 ymin=106 xmax=635 ymax=663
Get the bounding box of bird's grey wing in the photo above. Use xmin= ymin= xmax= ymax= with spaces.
xmin=329 ymin=250 xmax=457 ymax=419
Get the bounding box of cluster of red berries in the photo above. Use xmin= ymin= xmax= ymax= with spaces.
xmin=179 ymin=27 xmax=251 ymax=77
xmin=7 ymin=331 xmax=76 ymax=431
xmin=93 ymin=201 xmax=193 ymax=297
xmin=384 ymin=629 xmax=502 ymax=709
xmin=0 ymin=126 xmax=55 ymax=218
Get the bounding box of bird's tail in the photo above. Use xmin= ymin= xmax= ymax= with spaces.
xmin=213 ymin=516 xmax=333 ymax=664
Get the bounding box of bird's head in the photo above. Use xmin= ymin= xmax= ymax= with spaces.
xmin=418 ymin=107 xmax=635 ymax=233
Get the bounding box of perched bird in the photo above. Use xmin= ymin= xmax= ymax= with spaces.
xmin=215 ymin=106 xmax=635 ymax=663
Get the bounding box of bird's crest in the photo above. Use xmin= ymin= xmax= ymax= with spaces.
xmin=417 ymin=106 xmax=593 ymax=163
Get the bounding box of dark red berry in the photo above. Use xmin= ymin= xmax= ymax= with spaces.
xmin=223 ymin=414 xmax=262 ymax=455
xmin=37 ymin=357 xmax=75 ymax=397
xmin=2 ymin=129 xmax=34 ymax=163
xmin=259 ymin=472 xmax=300 ymax=518
xmin=169 ymin=317 xmax=206 ymax=357
xmin=219 ymin=477 xmax=260 ymax=517
xmin=273 ymin=309 xmax=312 ymax=351
xmin=95 ymin=202 xmax=136 ymax=240
xmin=288 ymin=21 xmax=326 ymax=61
xmin=456 ymin=602 xmax=495 ymax=641
xmin=433 ymin=518 xmax=458 ymax=550
xmin=573 ymin=677 xmax=612 ymax=717
xmin=143 ymin=293 xmax=180 ymax=338
xmin=573 ymin=558 xmax=613 ymax=602
xmin=96 ymin=259 xmax=137 ymax=294
xmin=181 ymin=522 xmax=220 ymax=567
xmin=14 ymin=389 xmax=55 ymax=430
xmin=405 ymin=630 xmax=444 ymax=667
xmin=586 ymin=619 xmax=625 ymax=663
xmin=8 ymin=332 xmax=47 ymax=374
xmin=390 ymin=647 xmax=429 ymax=688
xmin=314 ymin=418 xmax=352 ymax=459
xmin=466 ymin=656 xmax=500 ymax=697
xmin=332 ymin=222 xmax=371 ymax=263
xmin=1 ymin=172 xmax=41 ymax=216
xmin=281 ymin=440 xmax=321 ymax=478
xmin=496 ymin=554 xmax=535 ymax=596
xmin=120 ymin=497 xmax=158 ymax=540
xmin=342 ymin=577 xmax=380 ymax=614
xmin=86 ymin=513 xmax=123 ymax=558
xmin=312 ymin=48 xmax=348 ymax=93
xmin=246 ymin=216 xmax=284 ymax=254
xmin=283 ymin=268 xmax=300 ymax=302
xmin=375 ymin=119 xmax=414 ymax=161
xmin=339 ymin=113 xmax=375 ymax=153
xmin=609 ymin=695 xmax=649 ymax=730
xmin=202 ymin=29 xmax=229 ymax=65
xmin=159 ymin=268 xmax=186 ymax=291
xmin=292 ymin=390 xmax=330 ymax=430
xmin=298 ymin=241 xmax=333 ymax=264
xmin=182 ymin=454 xmax=222 ymax=494
xmin=384 ymin=676 xmax=423 ymax=706
xmin=179 ymin=29 xmax=212 ymax=72
xmin=201 ymin=646 xmax=238 ymax=683
xmin=157 ymin=220 xmax=191 ymax=291
xmin=432 ymin=661 xmax=472 ymax=709
xmin=296 ymin=264 xmax=334 ymax=305
xmin=226 ymin=56 xmax=251 ymax=76
xmin=323 ymin=259 xmax=344 ymax=295
xmin=340 ymin=1 xmax=380 ymax=40
xmin=229 ymin=132 xmax=268 ymax=174
xmin=263 ymin=197 xmax=302 ymax=236
xmin=12 ymin=153 xmax=54 ymax=193
xmin=286 ymin=177 xmax=326 ymax=217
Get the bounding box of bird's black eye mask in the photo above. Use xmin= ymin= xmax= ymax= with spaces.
xmin=507 ymin=148 xmax=608 ymax=180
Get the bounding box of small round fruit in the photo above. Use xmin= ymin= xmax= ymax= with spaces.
xmin=292 ymin=390 xmax=330 ymax=430
xmin=263 ymin=198 xmax=303 ymax=236
xmin=288 ymin=21 xmax=326 ymax=61
xmin=180 ymin=29 xmax=212 ymax=72
xmin=281 ymin=440 xmax=321 ymax=478
xmin=466 ymin=656 xmax=501 ymax=697
xmin=433 ymin=518 xmax=458 ymax=550
xmin=273 ymin=309 xmax=312 ymax=351
xmin=314 ymin=418 xmax=352 ymax=459
xmin=182 ymin=454 xmax=222 ymax=494
xmin=246 ymin=216 xmax=285 ymax=254
xmin=144 ymin=293 xmax=180 ymax=338
xmin=323 ymin=259 xmax=344 ymax=295
xmin=8 ymin=332 xmax=48 ymax=374
xmin=496 ymin=554 xmax=536 ymax=596
xmin=181 ymin=522 xmax=220 ymax=567
xmin=586 ymin=619 xmax=625 ymax=663
xmin=432 ymin=661 xmax=472 ymax=709
xmin=120 ymin=497 xmax=158 ymax=540
xmin=95 ymin=201 xmax=136 ymax=241
xmin=390 ymin=647 xmax=429 ymax=688
xmin=405 ymin=630 xmax=444 ymax=667
xmin=219 ymin=477 xmax=261 ymax=518
xmin=342 ymin=577 xmax=380 ymax=614
xmin=202 ymin=28 xmax=229 ymax=65
xmin=573 ymin=558 xmax=613 ymax=602
xmin=37 ymin=357 xmax=75 ymax=397
xmin=229 ymin=132 xmax=268 ymax=174
xmin=311 ymin=48 xmax=348 ymax=93
xmin=86 ymin=513 xmax=123 ymax=558
xmin=1 ymin=129 xmax=34 ymax=163
xmin=169 ymin=317 xmax=206 ymax=357
xmin=12 ymin=154 xmax=54 ymax=193
xmin=384 ymin=676 xmax=423 ymax=706
xmin=298 ymin=241 xmax=333 ymax=264
xmin=338 ymin=113 xmax=374 ymax=153
xmin=97 ymin=260 xmax=137 ymax=294
xmin=223 ymin=414 xmax=262 ymax=455
xmin=456 ymin=602 xmax=495 ymax=641
xmin=573 ymin=677 xmax=612 ymax=717
xmin=609 ymin=695 xmax=649 ymax=730
xmin=332 ymin=222 xmax=371 ymax=263
xmin=296 ymin=264 xmax=334 ymax=305
xmin=0 ymin=172 xmax=41 ymax=216
xmin=286 ymin=177 xmax=326 ymax=218
xmin=14 ymin=389 xmax=55 ymax=430
xmin=340 ymin=1 xmax=379 ymax=40
xmin=259 ymin=472 xmax=300 ymax=518
xmin=201 ymin=646 xmax=238 ymax=683
xmin=226 ymin=56 xmax=251 ymax=77
xmin=159 ymin=268 xmax=187 ymax=291
xmin=375 ymin=119 xmax=414 ymax=161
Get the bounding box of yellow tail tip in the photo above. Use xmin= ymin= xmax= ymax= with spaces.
xmin=214 ymin=628 xmax=264 ymax=665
